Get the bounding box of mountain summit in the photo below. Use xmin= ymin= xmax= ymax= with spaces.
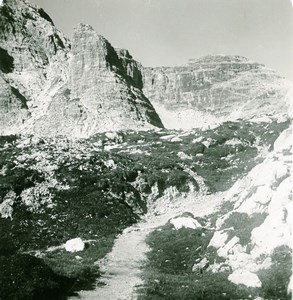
xmin=142 ymin=54 xmax=292 ymax=129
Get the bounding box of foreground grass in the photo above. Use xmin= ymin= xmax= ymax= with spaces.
xmin=138 ymin=221 xmax=255 ymax=300
xmin=138 ymin=217 xmax=292 ymax=300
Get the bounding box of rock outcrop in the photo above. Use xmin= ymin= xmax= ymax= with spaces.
xmin=207 ymin=124 xmax=292 ymax=289
xmin=142 ymin=55 xmax=292 ymax=129
xmin=115 ymin=48 xmax=143 ymax=90
xmin=0 ymin=0 xmax=70 ymax=134
xmin=0 ymin=0 xmax=163 ymax=137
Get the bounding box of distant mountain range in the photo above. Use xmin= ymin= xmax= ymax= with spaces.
xmin=0 ymin=0 xmax=292 ymax=137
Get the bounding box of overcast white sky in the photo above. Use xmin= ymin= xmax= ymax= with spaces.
xmin=31 ymin=0 xmax=293 ymax=80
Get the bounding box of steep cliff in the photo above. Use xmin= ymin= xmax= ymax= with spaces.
xmin=115 ymin=48 xmax=144 ymax=90
xmin=0 ymin=0 xmax=70 ymax=134
xmin=142 ymin=55 xmax=292 ymax=129
xmin=0 ymin=0 xmax=163 ymax=137
xmin=32 ymin=24 xmax=163 ymax=137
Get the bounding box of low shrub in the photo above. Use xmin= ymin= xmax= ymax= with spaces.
xmin=221 ymin=212 xmax=267 ymax=245
xmin=0 ymin=254 xmax=73 ymax=300
xmin=258 ymin=245 xmax=292 ymax=300
xmin=138 ymin=223 xmax=254 ymax=300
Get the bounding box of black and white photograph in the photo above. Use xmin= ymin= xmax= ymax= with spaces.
xmin=0 ymin=0 xmax=292 ymax=299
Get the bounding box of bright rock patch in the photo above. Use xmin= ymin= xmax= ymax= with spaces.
xmin=208 ymin=125 xmax=293 ymax=279
xmin=64 ymin=238 xmax=85 ymax=253
xmin=228 ymin=269 xmax=262 ymax=288
xmin=170 ymin=216 xmax=202 ymax=230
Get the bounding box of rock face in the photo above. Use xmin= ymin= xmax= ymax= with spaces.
xmin=0 ymin=0 xmax=70 ymax=134
xmin=207 ymin=124 xmax=292 ymax=288
xmin=0 ymin=0 xmax=163 ymax=137
xmin=115 ymin=48 xmax=143 ymax=90
xmin=142 ymin=55 xmax=292 ymax=129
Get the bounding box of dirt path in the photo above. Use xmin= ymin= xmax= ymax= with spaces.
xmin=69 ymin=191 xmax=226 ymax=300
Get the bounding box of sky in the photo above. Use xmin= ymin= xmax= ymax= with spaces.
xmin=31 ymin=0 xmax=293 ymax=80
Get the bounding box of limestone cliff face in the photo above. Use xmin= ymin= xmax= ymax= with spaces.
xmin=0 ymin=0 xmax=163 ymax=137
xmin=32 ymin=24 xmax=163 ymax=137
xmin=0 ymin=0 xmax=291 ymax=136
xmin=115 ymin=48 xmax=144 ymax=89
xmin=142 ymin=55 xmax=292 ymax=129
xmin=0 ymin=0 xmax=70 ymax=134
xmin=0 ymin=0 xmax=69 ymax=72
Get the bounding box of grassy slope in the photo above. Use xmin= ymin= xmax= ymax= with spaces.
xmin=138 ymin=222 xmax=292 ymax=300
xmin=137 ymin=121 xmax=292 ymax=300
xmin=0 ymin=119 xmax=289 ymax=299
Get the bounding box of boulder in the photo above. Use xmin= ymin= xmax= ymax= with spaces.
xmin=228 ymin=269 xmax=262 ymax=288
xmin=192 ymin=257 xmax=209 ymax=273
xmin=170 ymin=216 xmax=202 ymax=230
xmin=64 ymin=238 xmax=85 ymax=253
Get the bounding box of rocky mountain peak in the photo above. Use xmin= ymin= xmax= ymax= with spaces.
xmin=70 ymin=23 xmax=124 ymax=89
xmin=0 ymin=2 xmax=163 ymax=136
xmin=142 ymin=55 xmax=292 ymax=129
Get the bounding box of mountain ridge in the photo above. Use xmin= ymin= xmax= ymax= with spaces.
xmin=142 ymin=54 xmax=292 ymax=129
xmin=0 ymin=0 xmax=292 ymax=137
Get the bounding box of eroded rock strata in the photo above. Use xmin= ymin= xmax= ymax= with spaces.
xmin=142 ymin=55 xmax=292 ymax=129
xmin=0 ymin=0 xmax=163 ymax=137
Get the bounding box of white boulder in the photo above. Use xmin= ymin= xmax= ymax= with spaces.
xmin=170 ymin=217 xmax=202 ymax=230
xmin=208 ymin=230 xmax=229 ymax=248
xmin=192 ymin=257 xmax=209 ymax=272
xmin=217 ymin=236 xmax=239 ymax=258
xmin=64 ymin=238 xmax=85 ymax=253
xmin=228 ymin=269 xmax=262 ymax=288
xmin=0 ymin=191 xmax=16 ymax=219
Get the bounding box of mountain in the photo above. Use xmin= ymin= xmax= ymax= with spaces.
xmin=0 ymin=0 xmax=292 ymax=137
xmin=0 ymin=0 xmax=163 ymax=137
xmin=142 ymin=55 xmax=292 ymax=129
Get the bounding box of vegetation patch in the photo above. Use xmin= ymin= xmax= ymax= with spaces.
xmin=221 ymin=212 xmax=268 ymax=245
xmin=0 ymin=254 xmax=73 ymax=300
xmin=258 ymin=245 xmax=292 ymax=300
xmin=138 ymin=221 xmax=255 ymax=300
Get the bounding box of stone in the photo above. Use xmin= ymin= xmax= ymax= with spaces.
xmin=208 ymin=230 xmax=229 ymax=249
xmin=217 ymin=236 xmax=240 ymax=258
xmin=170 ymin=216 xmax=202 ymax=230
xmin=64 ymin=238 xmax=85 ymax=253
xmin=228 ymin=269 xmax=262 ymax=288
xmin=192 ymin=257 xmax=209 ymax=272
xmin=0 ymin=191 xmax=16 ymax=219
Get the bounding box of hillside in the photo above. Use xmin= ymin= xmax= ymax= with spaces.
xmin=138 ymin=123 xmax=292 ymax=300
xmin=0 ymin=118 xmax=291 ymax=299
